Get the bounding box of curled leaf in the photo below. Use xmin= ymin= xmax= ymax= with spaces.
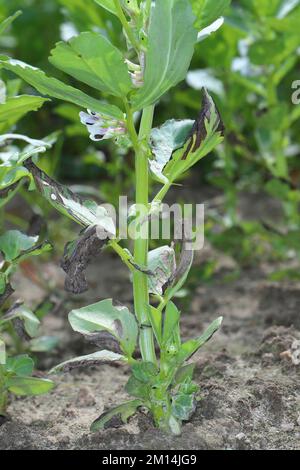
xmin=181 ymin=88 xmax=224 ymax=160
xmin=50 ymin=350 xmax=126 ymax=374
xmin=91 ymin=399 xmax=142 ymax=432
xmin=147 ymin=246 xmax=176 ymax=296
xmin=61 ymin=225 xmax=110 ymax=294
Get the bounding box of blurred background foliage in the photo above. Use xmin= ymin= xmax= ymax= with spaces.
xmin=1 ymin=0 xmax=300 ymax=277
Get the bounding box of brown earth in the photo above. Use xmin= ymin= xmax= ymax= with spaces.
xmin=1 ymin=244 xmax=300 ymax=450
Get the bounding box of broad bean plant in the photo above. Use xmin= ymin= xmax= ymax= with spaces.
xmin=0 ymin=12 xmax=55 ymax=418
xmin=0 ymin=0 xmax=228 ymax=433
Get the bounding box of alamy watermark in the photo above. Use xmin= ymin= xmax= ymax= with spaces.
xmin=292 ymin=80 xmax=300 ymax=105
xmin=95 ymin=197 xmax=205 ymax=251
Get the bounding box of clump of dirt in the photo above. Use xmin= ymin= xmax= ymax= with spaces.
xmin=1 ymin=253 xmax=300 ymax=450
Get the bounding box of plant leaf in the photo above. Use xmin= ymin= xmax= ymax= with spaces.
xmin=148 ymin=246 xmax=176 ymax=296
xmin=5 ymin=355 xmax=34 ymax=377
xmin=0 ymin=57 xmax=123 ymax=120
xmin=7 ymin=376 xmax=54 ymax=396
xmin=93 ymin=0 xmax=118 ymax=15
xmin=50 ymin=350 xmax=126 ymax=374
xmin=177 ymin=316 xmax=223 ymax=363
xmin=29 ymin=336 xmax=59 ymax=353
xmin=0 ymin=230 xmax=38 ymax=262
xmin=24 ymin=159 xmax=116 ymax=231
xmin=132 ymin=0 xmax=197 ymax=110
xmin=69 ymin=299 xmax=138 ymax=357
xmin=49 ymin=32 xmax=132 ymax=98
xmin=150 ymin=119 xmax=194 ymax=183
xmin=0 ymin=11 xmax=22 ymax=36
xmin=163 ymin=301 xmax=181 ymax=345
xmin=91 ymin=399 xmax=142 ymax=432
xmin=0 ymin=95 xmax=49 ymax=126
xmin=61 ymin=226 xmax=110 ymax=294
xmin=190 ymin=0 xmax=231 ymax=30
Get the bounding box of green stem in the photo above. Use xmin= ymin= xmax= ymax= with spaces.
xmin=132 ymin=105 xmax=156 ymax=364
xmin=113 ymin=0 xmax=140 ymax=53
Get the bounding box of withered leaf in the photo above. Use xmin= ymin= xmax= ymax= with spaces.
xmin=61 ymin=225 xmax=109 ymax=294
xmin=83 ymin=331 xmax=122 ymax=355
xmin=182 ymin=88 xmax=225 ymax=160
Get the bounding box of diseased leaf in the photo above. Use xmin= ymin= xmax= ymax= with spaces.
xmin=49 ymin=32 xmax=132 ymax=97
xmin=24 ymin=159 xmax=116 ymax=232
xmin=69 ymin=299 xmax=138 ymax=357
xmin=0 ymin=58 xmax=123 ymax=120
xmin=50 ymin=350 xmax=126 ymax=374
xmin=7 ymin=376 xmax=54 ymax=396
xmin=91 ymin=399 xmax=142 ymax=432
xmin=150 ymin=120 xmax=194 ymax=183
xmin=162 ymin=89 xmax=224 ymax=183
xmin=148 ymin=246 xmax=176 ymax=296
xmin=132 ymin=0 xmax=197 ymax=110
xmin=61 ymin=225 xmax=110 ymax=294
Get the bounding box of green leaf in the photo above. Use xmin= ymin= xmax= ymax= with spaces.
xmin=93 ymin=0 xmax=118 ymax=15
xmin=49 ymin=32 xmax=132 ymax=98
xmin=148 ymin=246 xmax=176 ymax=296
xmin=163 ymin=301 xmax=181 ymax=345
xmin=177 ymin=316 xmax=223 ymax=363
xmin=0 ymin=58 xmax=123 ymax=120
xmin=5 ymin=355 xmax=34 ymax=377
xmin=125 ymin=375 xmax=150 ymax=399
xmin=0 ymin=11 xmax=22 ymax=36
xmin=69 ymin=299 xmax=138 ymax=357
xmin=29 ymin=336 xmax=59 ymax=353
xmin=190 ymin=0 xmax=231 ymax=30
xmin=9 ymin=305 xmax=40 ymax=338
xmin=0 ymin=230 xmax=38 ymax=262
xmin=148 ymin=306 xmax=162 ymax=346
xmin=132 ymin=0 xmax=197 ymax=110
xmin=174 ymin=363 xmax=196 ymax=385
xmin=15 ymin=241 xmax=52 ymax=264
xmin=131 ymin=361 xmax=158 ymax=384
xmin=7 ymin=376 xmax=54 ymax=396
xmin=150 ymin=120 xmax=194 ymax=183
xmin=0 ymin=95 xmax=49 ymax=125
xmin=50 ymin=350 xmax=126 ymax=374
xmin=91 ymin=399 xmax=142 ymax=432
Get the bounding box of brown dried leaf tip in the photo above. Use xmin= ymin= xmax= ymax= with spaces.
xmin=182 ymin=88 xmax=225 ymax=160
xmin=61 ymin=225 xmax=109 ymax=294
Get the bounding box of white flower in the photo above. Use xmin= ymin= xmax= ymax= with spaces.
xmin=79 ymin=110 xmax=126 ymax=142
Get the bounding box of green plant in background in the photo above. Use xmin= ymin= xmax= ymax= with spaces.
xmin=0 ymin=12 xmax=55 ymax=417
xmin=185 ymin=0 xmax=300 ymax=266
xmin=0 ymin=0 xmax=228 ymax=433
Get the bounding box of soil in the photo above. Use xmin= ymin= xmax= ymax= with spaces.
xmin=1 ymin=191 xmax=300 ymax=450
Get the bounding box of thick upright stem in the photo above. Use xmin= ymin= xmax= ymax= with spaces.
xmin=133 ymin=106 xmax=156 ymax=364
